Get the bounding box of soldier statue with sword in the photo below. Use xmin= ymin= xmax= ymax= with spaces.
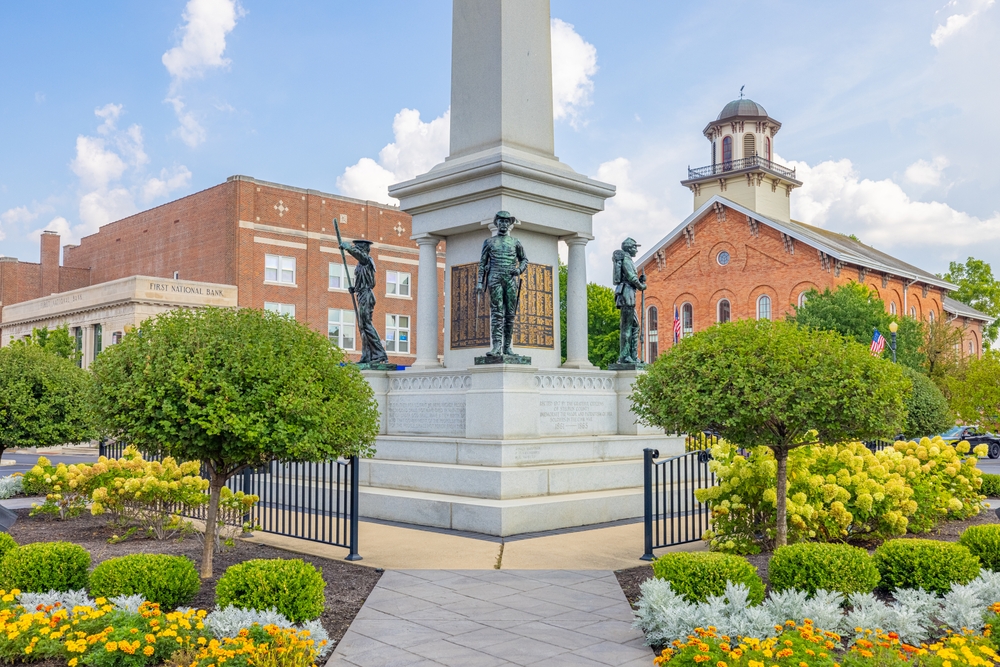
xmin=475 ymin=211 xmax=529 ymax=361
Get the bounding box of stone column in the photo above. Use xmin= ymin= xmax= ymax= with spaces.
xmin=562 ymin=234 xmax=595 ymax=369
xmin=411 ymin=234 xmax=443 ymax=368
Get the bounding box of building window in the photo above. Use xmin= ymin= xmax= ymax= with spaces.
xmin=928 ymin=310 xmax=935 ymax=323
xmin=757 ymin=295 xmax=771 ymax=321
xmin=328 ymin=309 xmax=355 ymax=350
xmin=265 ymin=254 xmax=296 ymax=285
xmin=264 ymin=302 xmax=296 ymax=318
xmin=173 ymin=271 xmax=179 ymax=280
xmin=72 ymin=327 xmax=83 ymax=367
xmin=718 ymin=299 xmax=731 ymax=323
xmin=93 ymin=324 xmax=102 ymax=358
xmin=743 ymin=133 xmax=756 ymax=158
xmin=765 ymin=136 xmax=771 ymax=161
xmin=722 ymin=136 xmax=733 ymax=168
xmin=385 ymin=314 xmax=410 ymax=353
xmin=717 ymin=251 xmax=730 ymax=266
xmin=329 ymin=262 xmax=347 ymax=290
xmin=910 ymin=306 xmax=917 ymax=318
xmin=890 ymin=301 xmax=896 ymax=315
xmin=970 ymin=340 xmax=976 ymax=355
xmin=798 ymin=291 xmax=809 ymax=308
xmin=111 ymin=331 xmax=123 ymax=345
xmin=647 ymin=306 xmax=659 ymax=361
xmin=386 ymin=270 xmax=411 ymax=297
xmin=681 ymin=303 xmax=693 ymax=337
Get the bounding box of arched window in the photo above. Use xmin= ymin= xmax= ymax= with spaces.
xmin=798 ymin=291 xmax=808 ymax=308
xmin=765 ymin=136 xmax=771 ymax=161
xmin=718 ymin=299 xmax=731 ymax=323
xmin=890 ymin=301 xmax=897 ymax=315
xmin=757 ymin=294 xmax=771 ymax=320
xmin=743 ymin=133 xmax=756 ymax=159
xmin=970 ymin=340 xmax=975 ymax=356
xmin=928 ymin=310 xmax=935 ymax=323
xmin=722 ymin=136 xmax=733 ymax=170
xmin=647 ymin=307 xmax=659 ymax=361
xmin=682 ymin=303 xmax=693 ymax=338
xmin=910 ymin=306 xmax=917 ymax=318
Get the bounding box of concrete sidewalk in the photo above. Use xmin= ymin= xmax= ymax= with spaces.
xmin=244 ymin=518 xmax=704 ymax=570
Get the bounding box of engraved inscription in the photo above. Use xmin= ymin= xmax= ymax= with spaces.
xmin=538 ymin=399 xmax=615 ymax=434
xmin=387 ymin=396 xmax=466 ymax=436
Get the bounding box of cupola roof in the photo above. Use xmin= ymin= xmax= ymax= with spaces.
xmin=717 ymin=98 xmax=769 ymax=120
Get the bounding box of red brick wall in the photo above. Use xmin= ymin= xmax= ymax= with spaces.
xmin=40 ymin=232 xmax=60 ymax=297
xmin=639 ymin=203 xmax=985 ymax=359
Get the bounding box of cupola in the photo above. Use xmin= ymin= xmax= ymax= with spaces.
xmin=681 ymin=95 xmax=801 ymax=222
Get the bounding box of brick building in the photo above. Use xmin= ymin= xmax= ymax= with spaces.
xmin=635 ymin=99 xmax=991 ymax=361
xmin=0 ymin=175 xmax=445 ymax=367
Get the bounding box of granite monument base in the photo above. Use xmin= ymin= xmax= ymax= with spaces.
xmin=474 ymin=354 xmax=532 ymax=365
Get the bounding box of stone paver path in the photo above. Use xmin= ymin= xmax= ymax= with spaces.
xmin=328 ymin=570 xmax=652 ymax=667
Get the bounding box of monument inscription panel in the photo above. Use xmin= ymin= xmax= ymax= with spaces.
xmin=538 ymin=396 xmax=616 ymax=435
xmin=387 ymin=394 xmax=466 ymax=437
xmin=450 ymin=262 xmax=554 ymax=349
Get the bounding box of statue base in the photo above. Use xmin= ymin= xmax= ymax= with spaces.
xmin=357 ymin=362 xmax=398 ymax=371
xmin=474 ymin=354 xmax=532 ymax=365
xmin=608 ymin=362 xmax=646 ymax=371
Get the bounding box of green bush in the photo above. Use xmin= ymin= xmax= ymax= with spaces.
xmin=982 ymin=473 xmax=1000 ymax=498
xmin=0 ymin=541 xmax=90 ymax=592
xmin=0 ymin=534 xmax=16 ymax=562
xmin=901 ymin=367 xmax=954 ymax=439
xmin=651 ymin=552 xmax=765 ymax=605
xmin=959 ymin=525 xmax=1000 ymax=572
xmin=873 ymin=538 xmax=980 ymax=594
xmin=89 ymin=554 xmax=200 ymax=609
xmin=215 ymin=559 xmax=325 ymax=622
xmin=769 ymin=542 xmax=880 ymax=596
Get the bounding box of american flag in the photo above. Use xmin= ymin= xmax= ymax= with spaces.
xmin=870 ymin=329 xmax=886 ymax=356
xmin=673 ymin=307 xmax=681 ymax=343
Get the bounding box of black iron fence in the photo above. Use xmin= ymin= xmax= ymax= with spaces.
xmin=864 ymin=439 xmax=896 ymax=453
xmin=641 ymin=447 xmax=716 ymax=560
xmin=98 ymin=441 xmax=361 ymax=560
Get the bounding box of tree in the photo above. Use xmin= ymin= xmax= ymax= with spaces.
xmin=28 ymin=325 xmax=79 ymax=363
xmin=89 ymin=307 xmax=380 ymax=578
xmin=792 ymin=282 xmax=925 ymax=371
xmin=922 ymin=315 xmax=964 ymax=387
xmin=558 ymin=262 xmax=630 ymax=369
xmin=900 ymin=366 xmax=953 ymax=438
xmin=947 ymin=351 xmax=1000 ymax=433
xmin=0 ymin=343 xmax=94 ymax=463
xmin=943 ymin=257 xmax=1000 ymax=346
xmin=631 ymin=319 xmax=909 ymax=547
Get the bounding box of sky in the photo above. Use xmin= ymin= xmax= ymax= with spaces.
xmin=1 ymin=0 xmax=998 ymax=287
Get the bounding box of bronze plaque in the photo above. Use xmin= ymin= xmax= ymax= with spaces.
xmin=450 ymin=262 xmax=554 ymax=350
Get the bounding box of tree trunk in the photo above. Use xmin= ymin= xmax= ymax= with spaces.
xmin=201 ymin=473 xmax=225 ymax=579
xmin=774 ymin=447 xmax=789 ymax=548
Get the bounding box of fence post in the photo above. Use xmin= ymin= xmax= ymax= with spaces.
xmin=346 ymin=456 xmax=362 ymax=561
xmin=241 ymin=467 xmax=252 ymax=528
xmin=98 ymin=439 xmax=106 ymax=458
xmin=640 ymin=448 xmax=658 ymax=561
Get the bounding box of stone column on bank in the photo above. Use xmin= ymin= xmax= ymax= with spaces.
xmin=562 ymin=234 xmax=595 ymax=369
xmin=411 ymin=234 xmax=443 ymax=368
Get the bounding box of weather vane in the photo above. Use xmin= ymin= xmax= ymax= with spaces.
xmin=740 ymin=85 xmax=745 ymax=99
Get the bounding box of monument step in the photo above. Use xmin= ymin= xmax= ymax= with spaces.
xmin=358 ymin=484 xmax=647 ymax=536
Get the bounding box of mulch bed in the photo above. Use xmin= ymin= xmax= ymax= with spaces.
xmin=614 ymin=508 xmax=1000 ymax=608
xmin=6 ymin=508 xmax=381 ymax=647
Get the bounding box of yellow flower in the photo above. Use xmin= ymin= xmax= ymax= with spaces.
xmin=143 ymin=645 xmax=154 ymax=656
xmin=105 ymin=641 xmax=118 ymax=652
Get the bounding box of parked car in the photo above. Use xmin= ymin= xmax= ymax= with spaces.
xmin=939 ymin=426 xmax=1000 ymax=459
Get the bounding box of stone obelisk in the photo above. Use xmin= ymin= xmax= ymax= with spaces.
xmin=391 ymin=0 xmax=615 ymax=369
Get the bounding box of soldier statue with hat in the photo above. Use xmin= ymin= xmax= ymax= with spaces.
xmin=612 ymin=237 xmax=646 ymax=367
xmin=340 ymin=238 xmax=393 ymax=367
xmin=476 ymin=211 xmax=529 ymax=361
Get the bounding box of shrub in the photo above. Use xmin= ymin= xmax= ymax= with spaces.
xmin=0 ymin=475 xmax=23 ymax=500
xmin=215 ymin=559 xmax=325 ymax=623
xmin=769 ymin=542 xmax=880 ymax=596
xmin=960 ymin=524 xmax=1000 ymax=572
xmin=901 ymin=366 xmax=953 ymax=439
xmin=873 ymin=539 xmax=980 ymax=594
xmin=0 ymin=541 xmax=90 ymax=592
xmin=0 ymin=534 xmax=16 ymax=562
xmin=89 ymin=554 xmax=200 ymax=609
xmin=982 ymin=473 xmax=1000 ymax=497
xmin=651 ymin=552 xmax=765 ymax=605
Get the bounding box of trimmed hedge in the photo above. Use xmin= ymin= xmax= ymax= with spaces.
xmin=0 ymin=542 xmax=90 ymax=592
xmin=89 ymin=554 xmax=200 ymax=609
xmin=873 ymin=539 xmax=980 ymax=594
xmin=215 ymin=559 xmax=325 ymax=623
xmin=769 ymin=542 xmax=880 ymax=596
xmin=981 ymin=473 xmax=1000 ymax=498
xmin=651 ymin=552 xmax=765 ymax=605
xmin=960 ymin=525 xmax=1000 ymax=572
xmin=0 ymin=534 xmax=16 ymax=562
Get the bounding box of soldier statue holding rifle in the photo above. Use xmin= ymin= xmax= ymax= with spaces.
xmin=476 ymin=211 xmax=529 ymax=361
xmin=611 ymin=236 xmax=646 ymax=368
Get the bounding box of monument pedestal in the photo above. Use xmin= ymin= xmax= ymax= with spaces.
xmin=361 ymin=367 xmax=682 ymax=536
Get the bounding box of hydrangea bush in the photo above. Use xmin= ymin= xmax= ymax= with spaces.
xmin=696 ymin=438 xmax=985 ymax=553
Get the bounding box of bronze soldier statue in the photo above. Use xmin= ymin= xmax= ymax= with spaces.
xmin=341 ymin=239 xmax=390 ymax=365
xmin=476 ymin=211 xmax=529 ymax=357
xmin=613 ymin=237 xmax=646 ymax=365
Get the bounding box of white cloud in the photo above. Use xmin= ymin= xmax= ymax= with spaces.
xmin=905 ymin=156 xmax=950 ymax=186
xmin=27 ymin=217 xmax=72 ymax=244
xmin=550 ymin=18 xmax=597 ymax=127
xmin=162 ymin=0 xmax=244 ymax=84
xmin=337 ymin=108 xmax=450 ymax=204
xmin=95 ymin=103 xmax=123 ymax=135
xmin=167 ymin=97 xmax=207 ymax=148
xmin=1 ymin=205 xmax=41 ymax=226
xmin=931 ymin=0 xmax=995 ymax=47
xmin=788 ymin=156 xmax=1000 ymax=251
xmin=142 ymin=166 xmax=193 ymax=202
xmin=70 ymin=136 xmax=127 ymax=191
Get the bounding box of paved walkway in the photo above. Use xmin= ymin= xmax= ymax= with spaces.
xmin=327 ymin=569 xmax=653 ymax=667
